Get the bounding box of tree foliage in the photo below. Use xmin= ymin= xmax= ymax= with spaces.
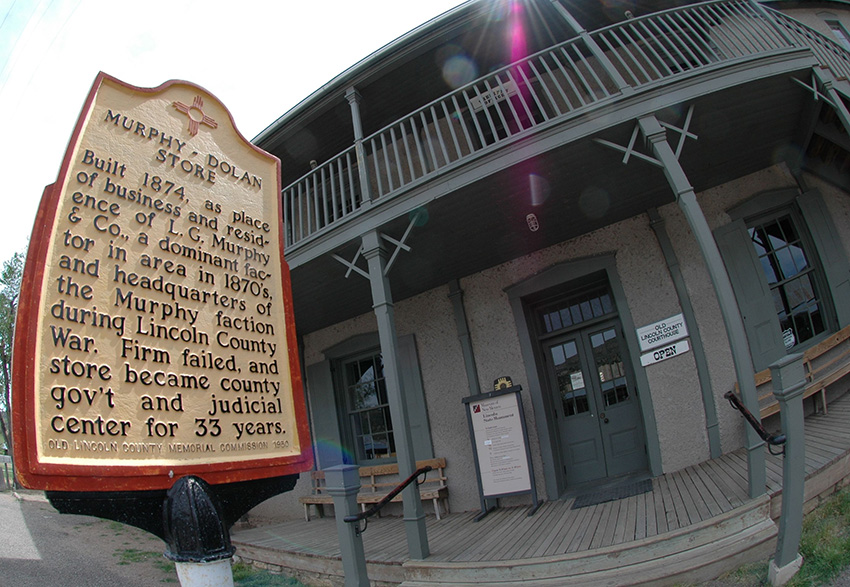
xmin=0 ymin=250 xmax=25 ymax=456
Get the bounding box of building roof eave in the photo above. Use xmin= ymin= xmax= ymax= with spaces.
xmin=252 ymin=0 xmax=480 ymax=147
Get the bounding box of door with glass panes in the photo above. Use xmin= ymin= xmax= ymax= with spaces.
xmin=544 ymin=319 xmax=647 ymax=486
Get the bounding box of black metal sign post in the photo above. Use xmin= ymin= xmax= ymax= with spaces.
xmin=48 ymin=475 xmax=298 ymax=585
xmin=462 ymin=377 xmax=541 ymax=521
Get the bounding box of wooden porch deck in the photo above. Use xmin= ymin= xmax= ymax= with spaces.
xmin=232 ymin=393 xmax=850 ymax=585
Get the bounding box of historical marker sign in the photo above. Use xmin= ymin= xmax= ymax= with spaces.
xmin=12 ymin=73 xmax=312 ymax=491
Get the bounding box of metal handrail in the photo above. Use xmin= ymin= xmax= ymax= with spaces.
xmin=343 ymin=465 xmax=432 ymax=534
xmin=724 ymin=390 xmax=786 ymax=452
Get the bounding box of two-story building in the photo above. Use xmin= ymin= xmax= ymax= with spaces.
xmin=245 ymin=0 xmax=850 ymax=551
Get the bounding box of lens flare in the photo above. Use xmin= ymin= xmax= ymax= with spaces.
xmin=508 ymin=1 xmax=528 ymax=64
xmin=410 ymin=207 xmax=429 ymax=226
xmin=313 ymin=439 xmax=355 ymax=466
xmin=529 ymin=174 xmax=550 ymax=206
xmin=579 ymin=186 xmax=611 ymax=219
xmin=442 ymin=54 xmax=478 ymax=89
xmin=284 ymin=129 xmax=318 ymax=161
xmin=773 ymin=144 xmax=803 ymax=166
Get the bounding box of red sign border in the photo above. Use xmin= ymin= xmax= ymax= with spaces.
xmin=12 ymin=72 xmax=313 ymax=492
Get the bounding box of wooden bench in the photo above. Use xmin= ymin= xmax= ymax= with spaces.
xmin=299 ymin=457 xmax=449 ymax=522
xmin=733 ymin=324 xmax=850 ymax=419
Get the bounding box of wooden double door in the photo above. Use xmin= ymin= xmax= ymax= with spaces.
xmin=544 ymin=320 xmax=647 ymax=486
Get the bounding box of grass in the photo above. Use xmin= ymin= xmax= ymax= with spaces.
xmin=712 ymin=561 xmax=771 ymax=586
xmin=232 ymin=561 xmax=307 ymax=586
xmin=112 ymin=546 xmax=305 ymax=585
xmin=705 ymin=485 xmax=850 ymax=586
xmin=114 ymin=548 xmax=169 ymax=565
xmin=108 ymin=521 xmax=125 ymax=533
xmin=787 ymin=487 xmax=850 ymax=586
xmin=111 ymin=547 xmax=178 ymax=583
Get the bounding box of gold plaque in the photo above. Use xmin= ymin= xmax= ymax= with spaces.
xmin=13 ymin=74 xmax=311 ymax=491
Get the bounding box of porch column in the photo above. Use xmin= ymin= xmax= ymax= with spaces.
xmin=325 ymin=465 xmax=370 ymax=587
xmin=361 ymin=230 xmax=429 ymax=559
xmin=346 ymin=87 xmax=372 ymax=203
xmin=638 ymin=115 xmax=766 ymax=498
xmin=768 ymin=354 xmax=805 ymax=586
xmin=448 ymin=279 xmax=481 ymax=396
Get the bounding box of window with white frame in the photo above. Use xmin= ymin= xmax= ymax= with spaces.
xmin=341 ymin=351 xmax=396 ymax=463
xmin=747 ymin=210 xmax=828 ymax=350
xmin=715 ymin=189 xmax=850 ymax=371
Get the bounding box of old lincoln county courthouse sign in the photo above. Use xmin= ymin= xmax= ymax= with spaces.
xmin=12 ymin=73 xmax=312 ymax=492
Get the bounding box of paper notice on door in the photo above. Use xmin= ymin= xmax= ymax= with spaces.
xmin=570 ymin=371 xmax=585 ymax=390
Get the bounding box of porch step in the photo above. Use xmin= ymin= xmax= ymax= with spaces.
xmin=400 ymin=495 xmax=777 ymax=586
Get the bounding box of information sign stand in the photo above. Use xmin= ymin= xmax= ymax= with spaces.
xmin=462 ymin=378 xmax=541 ymax=521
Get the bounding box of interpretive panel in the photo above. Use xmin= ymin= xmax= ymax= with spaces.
xmin=467 ymin=391 xmax=532 ymax=497
xmin=12 ymin=73 xmax=311 ymax=491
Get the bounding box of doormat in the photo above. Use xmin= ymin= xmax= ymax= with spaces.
xmin=571 ymin=478 xmax=653 ymax=509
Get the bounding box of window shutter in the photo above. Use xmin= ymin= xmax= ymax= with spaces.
xmin=797 ymin=190 xmax=850 ymax=328
xmin=305 ymin=360 xmax=344 ymax=468
xmin=398 ymin=334 xmax=434 ymax=461
xmin=714 ymin=219 xmax=785 ymax=371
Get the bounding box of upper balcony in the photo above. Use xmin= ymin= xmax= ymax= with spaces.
xmin=255 ymin=0 xmax=850 ymax=334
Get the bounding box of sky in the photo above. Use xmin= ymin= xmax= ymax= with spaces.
xmin=0 ymin=0 xmax=468 ymax=264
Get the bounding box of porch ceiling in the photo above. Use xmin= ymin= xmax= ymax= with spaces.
xmin=286 ymin=70 xmax=812 ymax=336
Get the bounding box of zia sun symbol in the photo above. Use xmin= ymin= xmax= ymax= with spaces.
xmin=173 ymin=95 xmax=218 ymax=136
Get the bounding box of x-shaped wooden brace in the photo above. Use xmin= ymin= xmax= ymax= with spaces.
xmin=332 ymin=209 xmax=426 ymax=279
xmin=794 ymin=69 xmax=850 ymax=143
xmin=333 ymin=245 xmax=369 ymax=280
xmin=792 ymin=72 xmax=837 ymax=108
xmin=660 ymin=106 xmax=697 ymax=161
xmin=595 ymin=105 xmax=697 ymax=166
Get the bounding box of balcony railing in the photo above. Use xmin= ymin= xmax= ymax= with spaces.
xmin=282 ymin=0 xmax=850 ymax=249
xmin=770 ymin=10 xmax=850 ymax=81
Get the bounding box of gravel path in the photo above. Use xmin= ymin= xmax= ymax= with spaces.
xmin=2 ymin=490 xmax=177 ymax=586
